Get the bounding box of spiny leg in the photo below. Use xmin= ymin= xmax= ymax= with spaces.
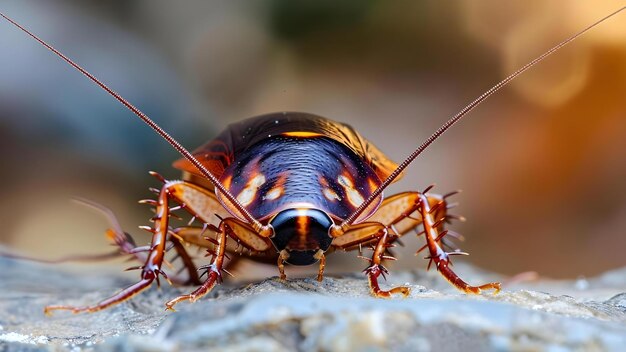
xmin=168 ymin=232 xmax=202 ymax=285
xmin=364 ymin=229 xmax=410 ymax=298
xmin=354 ymin=188 xmax=496 ymax=293
xmin=365 ymin=190 xmax=453 ymax=241
xmin=416 ymin=193 xmax=500 ymax=294
xmin=333 ymin=189 xmax=489 ymax=297
xmin=165 ymin=224 xmax=233 ymax=286
xmin=165 ymin=221 xmax=228 ymax=311
xmin=44 ymin=182 xmax=173 ymax=315
xmin=170 ymin=224 xmax=273 ymax=275
xmin=43 ymin=174 xmax=225 ymax=314
xmin=156 ymin=182 xmax=273 ymax=310
xmin=332 ymin=192 xmax=429 ymax=297
xmin=331 ymin=223 xmax=407 ymax=297
xmin=45 ymin=174 xmax=274 ymax=314
xmin=162 ymin=216 xmax=272 ymax=310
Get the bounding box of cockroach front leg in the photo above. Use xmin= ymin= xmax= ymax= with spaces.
xmin=44 ymin=183 xmax=174 ymax=315
xmin=164 ymin=221 xmax=228 ymax=311
xmin=364 ymin=229 xmax=410 ymax=298
xmin=332 ymin=223 xmax=408 ymax=297
xmin=156 ymin=181 xmax=272 ymax=310
xmin=417 ymin=194 xmax=500 ymax=294
xmin=277 ymin=249 xmax=289 ymax=280
xmin=314 ymin=249 xmax=326 ymax=282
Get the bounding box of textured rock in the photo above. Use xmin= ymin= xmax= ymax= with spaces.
xmin=1 ymin=255 xmax=626 ymax=351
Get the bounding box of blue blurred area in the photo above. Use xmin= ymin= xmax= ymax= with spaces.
xmin=0 ymin=2 xmax=205 ymax=174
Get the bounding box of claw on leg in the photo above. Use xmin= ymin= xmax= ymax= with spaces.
xmin=365 ymin=264 xmax=410 ymax=298
xmin=165 ymin=268 xmax=221 ymax=311
xmin=164 ymin=219 xmax=228 ymax=311
xmin=45 ymin=277 xmax=154 ymax=315
xmin=418 ymin=194 xmax=501 ymax=295
xmin=45 ymin=185 xmax=174 ymax=315
xmin=437 ymin=263 xmax=501 ymax=294
xmin=364 ymin=230 xmax=410 ymax=298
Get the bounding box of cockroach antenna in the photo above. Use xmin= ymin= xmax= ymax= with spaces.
xmin=338 ymin=6 xmax=625 ymax=231
xmin=0 ymin=12 xmax=268 ymax=235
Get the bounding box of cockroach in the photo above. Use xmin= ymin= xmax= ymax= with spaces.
xmin=1 ymin=7 xmax=623 ymax=314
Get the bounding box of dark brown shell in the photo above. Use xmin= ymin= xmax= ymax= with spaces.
xmin=173 ymin=112 xmax=399 ymax=182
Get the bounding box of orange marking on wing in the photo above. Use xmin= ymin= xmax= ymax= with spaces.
xmin=236 ymin=173 xmax=266 ymax=207
xmin=222 ymin=175 xmax=232 ymax=189
xmin=318 ymin=175 xmax=330 ymax=188
xmin=323 ymin=188 xmax=341 ymax=201
xmin=264 ymin=172 xmax=289 ymax=201
xmin=368 ymin=178 xmax=379 ymax=192
xmin=282 ymin=131 xmax=323 ymax=138
xmin=338 ymin=173 xmax=365 ymax=208
xmin=264 ymin=186 xmax=283 ymax=200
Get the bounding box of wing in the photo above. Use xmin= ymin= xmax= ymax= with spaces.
xmin=172 ymin=112 xmax=400 ymax=182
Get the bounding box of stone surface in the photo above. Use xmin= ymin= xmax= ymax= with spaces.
xmin=1 ymin=255 xmax=626 ymax=351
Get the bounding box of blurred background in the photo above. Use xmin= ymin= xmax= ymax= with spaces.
xmin=0 ymin=0 xmax=624 ymax=280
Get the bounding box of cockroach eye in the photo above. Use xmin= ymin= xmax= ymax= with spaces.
xmin=268 ymin=208 xmax=334 ymax=265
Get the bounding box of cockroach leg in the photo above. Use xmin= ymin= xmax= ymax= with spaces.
xmin=103 ymin=228 xmax=149 ymax=263
xmin=314 ymin=249 xmax=326 ymax=282
xmin=168 ymin=234 xmax=201 ymax=285
xmin=364 ymin=229 xmax=410 ymax=298
xmin=163 ymin=181 xmax=273 ymax=254
xmin=416 ymin=194 xmax=501 ymax=294
xmin=277 ymin=249 xmax=289 ymax=280
xmin=169 ymin=225 xmax=214 ymax=247
xmin=44 ymin=279 xmax=154 ymax=315
xmin=331 ymin=222 xmax=386 ymax=249
xmin=76 ymin=198 xmax=148 ymax=263
xmin=163 ymin=213 xmax=273 ymax=310
xmin=334 ymin=190 xmax=496 ymax=296
xmin=45 ymin=183 xmax=175 ymax=315
xmin=165 ymin=221 xmax=228 ymax=311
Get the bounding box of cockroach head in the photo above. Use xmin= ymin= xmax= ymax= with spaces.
xmin=268 ymin=208 xmax=334 ymax=265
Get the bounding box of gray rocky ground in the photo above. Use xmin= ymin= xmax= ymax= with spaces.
xmin=1 ymin=255 xmax=625 ymax=352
